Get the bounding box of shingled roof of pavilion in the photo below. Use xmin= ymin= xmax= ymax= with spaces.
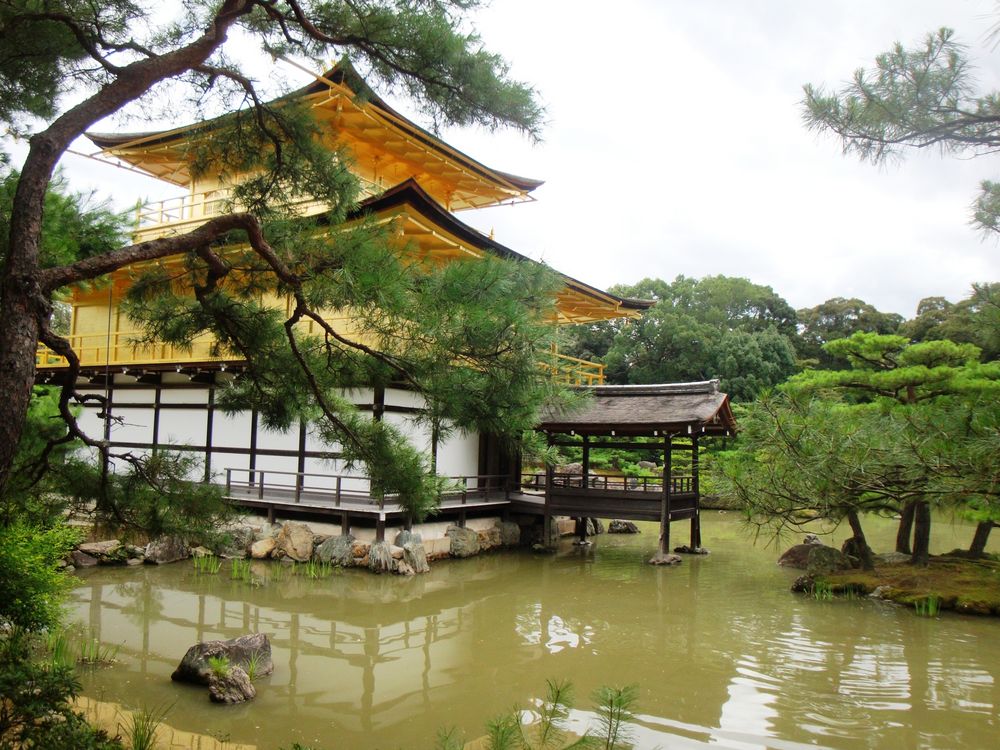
xmin=538 ymin=380 xmax=737 ymax=437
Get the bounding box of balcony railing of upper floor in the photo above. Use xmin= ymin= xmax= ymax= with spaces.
xmin=35 ymin=328 xmax=605 ymax=386
xmin=132 ymin=178 xmax=385 ymax=242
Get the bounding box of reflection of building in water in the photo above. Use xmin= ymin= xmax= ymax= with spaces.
xmin=73 ymin=563 xmax=536 ymax=743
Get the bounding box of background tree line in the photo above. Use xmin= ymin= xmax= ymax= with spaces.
xmin=561 ymin=275 xmax=999 ymax=401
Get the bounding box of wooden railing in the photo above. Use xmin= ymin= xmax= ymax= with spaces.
xmin=224 ymin=468 xmax=511 ymax=508
xmin=133 ymin=179 xmax=383 ymax=242
xmin=521 ymin=472 xmax=695 ymax=495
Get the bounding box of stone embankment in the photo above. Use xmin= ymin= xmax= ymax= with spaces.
xmin=65 ymin=518 xmax=532 ymax=576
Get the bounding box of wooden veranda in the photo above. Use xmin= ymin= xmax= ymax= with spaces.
xmin=219 ymin=381 xmax=736 ymax=554
xmin=533 ymin=381 xmax=736 ymax=559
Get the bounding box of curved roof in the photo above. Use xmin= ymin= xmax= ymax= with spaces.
xmin=87 ymin=64 xmax=542 ymax=207
xmin=538 ymin=380 xmax=737 ymax=436
xmin=349 ymin=179 xmax=653 ymax=322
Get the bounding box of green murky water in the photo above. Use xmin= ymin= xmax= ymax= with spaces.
xmin=69 ymin=515 xmax=1000 ymax=749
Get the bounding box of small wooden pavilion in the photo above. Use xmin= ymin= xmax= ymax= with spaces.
xmin=532 ymin=380 xmax=736 ymax=562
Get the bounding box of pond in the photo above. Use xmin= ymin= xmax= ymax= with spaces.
xmin=69 ymin=514 xmax=1000 ymax=749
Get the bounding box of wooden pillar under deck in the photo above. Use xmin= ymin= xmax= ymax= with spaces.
xmin=543 ymin=432 xmax=554 ymax=546
xmin=341 ymin=511 xmax=351 ymax=536
xmin=690 ymin=435 xmax=702 ymax=549
xmin=658 ymin=434 xmax=672 ymax=556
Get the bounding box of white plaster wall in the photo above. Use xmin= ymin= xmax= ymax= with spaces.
xmin=384 ymin=389 xmax=425 ymax=409
xmin=159 ymin=386 xmax=208 ymax=404
xmin=383 ymin=412 xmax=431 ymax=455
xmin=76 ymin=405 xmax=107 ymax=443
xmin=212 ymin=411 xmax=253 ymax=449
xmin=435 ymin=428 xmax=480 ymax=478
xmin=109 ymin=406 xmax=153 ymax=444
xmin=159 ymin=409 xmax=207 ymax=446
xmin=116 ymin=388 xmax=157 ymax=403
xmin=255 ymin=425 xmax=297 ymax=451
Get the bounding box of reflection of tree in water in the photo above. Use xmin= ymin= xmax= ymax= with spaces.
xmin=115 ymin=574 xmax=164 ymax=627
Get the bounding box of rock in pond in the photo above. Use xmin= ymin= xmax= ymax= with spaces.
xmin=777 ymin=543 xmax=820 ymax=569
xmin=71 ymin=549 xmax=99 ymax=568
xmin=250 ymin=537 xmax=276 ymax=559
xmin=806 ymin=545 xmax=852 ymax=575
xmin=315 ymin=535 xmax=355 ymax=566
xmin=144 ymin=535 xmax=189 ymax=565
xmin=496 ymin=521 xmax=520 ymax=546
xmin=608 ymin=520 xmax=640 ymax=534
xmin=79 ymin=539 xmax=127 ymax=564
xmin=171 ymin=633 xmax=273 ymax=685
xmin=648 ymin=552 xmax=683 ymax=566
xmin=368 ymin=541 xmax=395 ymax=573
xmin=403 ymin=541 xmax=430 ymax=574
xmin=208 ymin=666 xmax=256 ymax=704
xmin=394 ymin=530 xmax=422 ymax=547
xmin=446 ymin=525 xmax=480 ymax=558
xmin=274 ymin=522 xmax=314 ymax=562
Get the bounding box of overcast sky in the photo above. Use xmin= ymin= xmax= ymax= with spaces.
xmin=28 ymin=0 xmax=1000 ymax=317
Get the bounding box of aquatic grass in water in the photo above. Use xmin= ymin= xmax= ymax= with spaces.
xmin=207 ymin=654 xmax=231 ymax=679
xmin=192 ymin=554 xmax=222 ymax=574
xmin=230 ymin=558 xmax=254 ymax=583
xmin=295 ymin=559 xmax=335 ymax=579
xmin=245 ymin=649 xmax=266 ymax=681
xmin=78 ymin=635 xmax=120 ymax=667
xmin=438 ymin=678 xmax=637 ymax=749
xmin=45 ymin=629 xmax=75 ymax=669
xmin=813 ymin=581 xmax=834 ymax=600
xmin=118 ymin=701 xmax=173 ymax=750
xmin=914 ymin=595 xmax=941 ymax=617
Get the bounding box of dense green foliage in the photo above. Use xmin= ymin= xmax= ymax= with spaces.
xmin=0 ymin=632 xmax=124 ymax=750
xmin=717 ymin=334 xmax=1000 ymax=564
xmin=795 ymin=297 xmax=904 ymax=368
xmin=564 ymin=275 xmax=800 ymax=401
xmin=0 ymin=521 xmax=80 ymax=631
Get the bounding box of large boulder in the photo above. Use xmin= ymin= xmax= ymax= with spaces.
xmin=208 ymin=666 xmax=256 ymax=704
xmin=585 ymin=518 xmax=605 ymax=536
xmin=608 ymin=520 xmax=640 ymax=534
xmin=403 ymin=541 xmax=430 ymax=574
xmin=446 ymin=525 xmax=481 ymax=558
xmin=394 ymin=530 xmax=422 ymax=547
xmin=806 ymin=545 xmax=853 ymax=575
xmin=71 ymin=549 xmax=99 ymax=568
xmin=315 ymin=535 xmax=355 ymax=566
xmin=496 ymin=521 xmax=521 ymax=546
xmin=250 ymin=537 xmax=276 ymax=559
xmin=171 ymin=633 xmax=273 ymax=685
xmin=78 ymin=539 xmax=128 ymax=565
xmin=144 ymin=536 xmax=188 ymax=565
xmin=368 ymin=541 xmax=395 ymax=573
xmin=216 ymin=525 xmax=256 ymax=558
xmin=274 ymin=522 xmax=314 ymax=562
xmin=778 ymin=544 xmax=819 ymax=569
xmin=477 ymin=527 xmax=502 ymax=550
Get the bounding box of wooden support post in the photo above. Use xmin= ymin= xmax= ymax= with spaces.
xmin=582 ymin=435 xmax=590 ymax=487
xmin=267 ymin=504 xmax=274 ymax=525
xmin=295 ymin=420 xmax=306 ymax=503
xmin=690 ymin=435 xmax=702 ymax=549
xmin=341 ymin=511 xmax=351 ymax=536
xmin=544 ymin=433 xmax=554 ymax=548
xmin=657 ymin=434 xmax=672 ymax=557
xmin=376 ymin=515 xmax=386 ymax=543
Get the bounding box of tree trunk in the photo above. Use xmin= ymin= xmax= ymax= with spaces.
xmin=968 ymin=521 xmax=995 ymax=559
xmin=846 ymin=510 xmax=876 ymax=571
xmin=911 ymin=500 xmax=932 ymax=566
xmin=895 ymin=500 xmax=916 ymax=555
